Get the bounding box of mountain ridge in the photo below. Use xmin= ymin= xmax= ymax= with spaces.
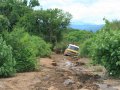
xmin=70 ymin=24 xmax=104 ymax=32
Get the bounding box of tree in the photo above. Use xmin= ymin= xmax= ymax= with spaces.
xmin=29 ymin=0 xmax=40 ymax=7
xmin=23 ymin=0 xmax=27 ymax=6
xmin=64 ymin=29 xmax=93 ymax=44
xmin=0 ymin=15 xmax=10 ymax=32
xmin=0 ymin=0 xmax=32 ymax=31
xmin=103 ymin=18 xmax=120 ymax=31
xmin=17 ymin=8 xmax=72 ymax=45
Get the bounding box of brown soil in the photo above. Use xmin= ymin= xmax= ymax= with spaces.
xmin=0 ymin=54 xmax=120 ymax=90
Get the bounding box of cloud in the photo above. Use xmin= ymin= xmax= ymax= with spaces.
xmin=38 ymin=0 xmax=120 ymax=24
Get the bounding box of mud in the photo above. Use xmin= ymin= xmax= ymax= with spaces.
xmin=0 ymin=54 xmax=120 ymax=90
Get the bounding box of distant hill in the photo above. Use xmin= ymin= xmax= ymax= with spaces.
xmin=70 ymin=24 xmax=104 ymax=32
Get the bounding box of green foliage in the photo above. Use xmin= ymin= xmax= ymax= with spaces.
xmin=64 ymin=29 xmax=93 ymax=45
xmin=6 ymin=29 xmax=37 ymax=72
xmin=103 ymin=19 xmax=120 ymax=31
xmin=80 ymin=38 xmax=93 ymax=57
xmin=79 ymin=20 xmax=120 ymax=77
xmin=0 ymin=0 xmax=32 ymax=31
xmin=29 ymin=0 xmax=40 ymax=7
xmin=23 ymin=0 xmax=27 ymax=5
xmin=17 ymin=8 xmax=72 ymax=45
xmin=0 ymin=15 xmax=9 ymax=32
xmin=3 ymin=28 xmax=51 ymax=72
xmin=30 ymin=35 xmax=52 ymax=57
xmin=90 ymin=30 xmax=120 ymax=77
xmin=4 ymin=28 xmax=38 ymax=72
xmin=0 ymin=0 xmax=73 ymax=77
xmin=0 ymin=36 xmax=16 ymax=77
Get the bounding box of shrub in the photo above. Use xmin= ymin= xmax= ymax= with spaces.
xmin=80 ymin=38 xmax=93 ymax=57
xmin=0 ymin=36 xmax=16 ymax=77
xmin=64 ymin=30 xmax=93 ymax=44
xmin=31 ymin=36 xmax=52 ymax=57
xmin=90 ymin=30 xmax=120 ymax=77
xmin=3 ymin=28 xmax=51 ymax=72
xmin=0 ymin=15 xmax=10 ymax=32
xmin=4 ymin=29 xmax=38 ymax=72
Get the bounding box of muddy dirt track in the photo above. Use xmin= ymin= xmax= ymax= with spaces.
xmin=0 ymin=54 xmax=120 ymax=90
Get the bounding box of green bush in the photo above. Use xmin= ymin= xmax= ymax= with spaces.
xmin=64 ymin=30 xmax=93 ymax=44
xmin=80 ymin=38 xmax=92 ymax=57
xmin=4 ymin=29 xmax=37 ymax=72
xmin=90 ymin=30 xmax=120 ymax=77
xmin=31 ymin=36 xmax=52 ymax=57
xmin=0 ymin=36 xmax=16 ymax=77
xmin=0 ymin=15 xmax=10 ymax=32
xmin=3 ymin=28 xmax=51 ymax=72
xmin=4 ymin=29 xmax=38 ymax=72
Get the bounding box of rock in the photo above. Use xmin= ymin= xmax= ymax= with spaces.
xmin=51 ymin=62 xmax=57 ymax=66
xmin=48 ymin=86 xmax=58 ymax=90
xmin=63 ymin=79 xmax=74 ymax=86
xmin=43 ymin=75 xmax=50 ymax=81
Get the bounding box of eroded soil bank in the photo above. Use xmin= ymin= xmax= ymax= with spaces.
xmin=0 ymin=54 xmax=120 ymax=90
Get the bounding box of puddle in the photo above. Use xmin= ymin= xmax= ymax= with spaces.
xmin=61 ymin=57 xmax=120 ymax=90
xmin=97 ymin=83 xmax=118 ymax=90
xmin=65 ymin=61 xmax=73 ymax=67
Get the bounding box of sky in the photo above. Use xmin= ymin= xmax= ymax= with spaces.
xmin=36 ymin=0 xmax=120 ymax=25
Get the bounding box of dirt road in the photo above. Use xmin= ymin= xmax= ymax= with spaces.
xmin=0 ymin=54 xmax=120 ymax=90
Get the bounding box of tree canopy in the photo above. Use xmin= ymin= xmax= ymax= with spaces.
xmin=17 ymin=8 xmax=72 ymax=45
xmin=0 ymin=0 xmax=71 ymax=45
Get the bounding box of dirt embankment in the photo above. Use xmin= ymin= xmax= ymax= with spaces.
xmin=0 ymin=54 xmax=120 ymax=90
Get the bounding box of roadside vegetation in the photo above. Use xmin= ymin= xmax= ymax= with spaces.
xmin=80 ymin=19 xmax=120 ymax=77
xmin=57 ymin=19 xmax=120 ymax=78
xmin=0 ymin=0 xmax=71 ymax=77
xmin=0 ymin=0 xmax=120 ymax=78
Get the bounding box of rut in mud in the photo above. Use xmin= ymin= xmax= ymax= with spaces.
xmin=0 ymin=54 xmax=120 ymax=90
xmin=32 ymin=54 xmax=101 ymax=90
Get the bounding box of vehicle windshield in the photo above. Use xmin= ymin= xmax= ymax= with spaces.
xmin=68 ymin=45 xmax=79 ymax=51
